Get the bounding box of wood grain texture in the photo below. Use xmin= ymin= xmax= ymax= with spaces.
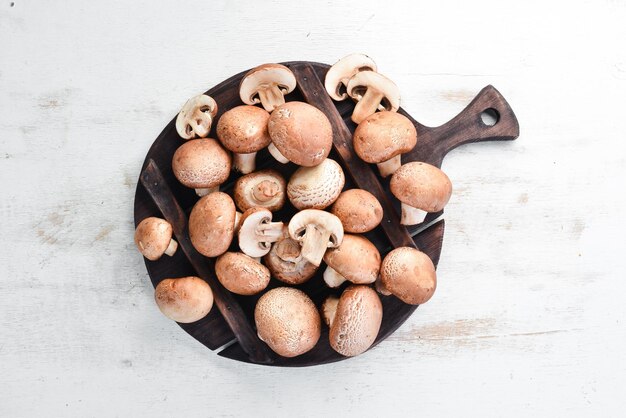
xmin=1 ymin=0 xmax=625 ymax=416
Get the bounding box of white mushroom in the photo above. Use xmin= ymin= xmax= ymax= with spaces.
xmin=238 ymin=208 xmax=284 ymax=258
xmin=239 ymin=64 xmax=297 ymax=112
xmin=288 ymin=209 xmax=344 ymax=266
xmin=175 ymin=95 xmax=218 ymax=140
xmin=324 ymin=53 xmax=378 ymax=101
xmin=287 ymin=159 xmax=345 ymax=210
xmin=346 ymin=71 xmax=400 ymax=124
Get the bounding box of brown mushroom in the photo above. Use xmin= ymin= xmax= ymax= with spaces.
xmin=390 ymin=162 xmax=452 ymax=225
xmin=188 ymin=192 xmax=236 ymax=257
xmin=380 ymin=247 xmax=437 ymax=305
xmin=263 ymin=225 xmax=318 ymax=285
xmin=267 ymin=101 xmax=333 ymax=167
xmin=172 ymin=138 xmax=231 ymax=196
xmin=353 ymin=111 xmax=417 ymax=178
xmin=215 ymin=252 xmax=270 ymax=295
xmin=237 ymin=207 xmax=284 ymax=258
xmin=288 ymin=209 xmax=344 ymax=266
xmin=255 ymin=287 xmax=321 ymax=357
xmin=154 ymin=277 xmax=214 ymax=323
xmin=346 ymin=70 xmax=400 ymax=123
xmin=216 ymin=105 xmax=271 ymax=174
xmin=287 ymin=158 xmax=345 ymax=210
xmin=322 ymin=234 xmax=381 ymax=288
xmin=325 ymin=53 xmax=378 ymax=101
xmin=134 ymin=217 xmax=177 ymax=261
xmin=326 ymin=285 xmax=383 ymax=357
xmin=175 ymin=95 xmax=218 ymax=140
xmin=330 ymin=189 xmax=383 ymax=233
xmin=239 ymin=64 xmax=296 ymax=112
xmin=233 ymin=169 xmax=286 ymax=212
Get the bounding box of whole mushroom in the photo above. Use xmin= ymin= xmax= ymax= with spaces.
xmin=287 ymin=158 xmax=345 ymax=210
xmin=238 ymin=208 xmax=284 ymax=258
xmin=175 ymin=95 xmax=218 ymax=140
xmin=154 ymin=277 xmax=214 ymax=323
xmin=263 ymin=226 xmax=318 ymax=285
xmin=233 ymin=169 xmax=286 ymax=212
xmin=325 ymin=53 xmax=378 ymax=101
xmin=215 ymin=252 xmax=270 ymax=295
xmin=216 ymin=105 xmax=271 ymax=174
xmin=134 ymin=217 xmax=178 ymax=261
xmin=346 ymin=70 xmax=400 ymax=123
xmin=288 ymin=209 xmax=344 ymax=266
xmin=188 ymin=192 xmax=237 ymax=257
xmin=322 ymin=234 xmax=381 ymax=288
xmin=172 ymin=138 xmax=231 ymax=196
xmin=239 ymin=63 xmax=296 ymax=112
xmin=330 ymin=189 xmax=383 ymax=233
xmin=379 ymin=247 xmax=437 ymax=305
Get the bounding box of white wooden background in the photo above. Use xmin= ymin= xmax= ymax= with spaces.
xmin=2 ymin=0 xmax=625 ymax=416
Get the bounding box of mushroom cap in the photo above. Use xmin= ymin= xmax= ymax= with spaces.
xmin=134 ymin=217 xmax=173 ymax=261
xmin=255 ymin=287 xmax=321 ymax=357
xmin=324 ymin=53 xmax=378 ymax=101
xmin=390 ymin=162 xmax=452 ymax=211
xmin=330 ymin=189 xmax=383 ymax=233
xmin=346 ymin=70 xmax=401 ymax=112
xmin=233 ymin=169 xmax=286 ymax=212
xmin=188 ymin=192 xmax=236 ymax=257
xmin=239 ymin=63 xmax=296 ymax=105
xmin=323 ymin=234 xmax=381 ymax=285
xmin=329 ymin=285 xmax=383 ymax=357
xmin=263 ymin=226 xmax=318 ymax=285
xmin=380 ymin=247 xmax=437 ymax=305
xmin=175 ymin=95 xmax=218 ymax=140
xmin=215 ymin=252 xmax=270 ymax=295
xmin=287 ymin=158 xmax=345 ymax=210
xmin=268 ymin=101 xmax=333 ymax=167
xmin=172 ymin=138 xmax=231 ymax=189
xmin=288 ymin=209 xmax=344 ymax=249
xmin=237 ymin=207 xmax=279 ymax=258
xmin=353 ymin=111 xmax=417 ymax=164
xmin=154 ymin=277 xmax=214 ymax=323
xmin=216 ymin=105 xmax=271 ymax=153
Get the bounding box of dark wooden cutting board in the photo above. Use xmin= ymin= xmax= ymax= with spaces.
xmin=134 ymin=61 xmax=519 ymax=366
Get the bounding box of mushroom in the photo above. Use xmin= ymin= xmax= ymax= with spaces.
xmin=288 ymin=209 xmax=344 ymax=266
xmin=324 ymin=53 xmax=378 ymax=101
xmin=346 ymin=70 xmax=400 ymax=124
xmin=216 ymin=105 xmax=271 ymax=174
xmin=320 ymin=295 xmax=340 ymax=327
xmin=263 ymin=226 xmax=318 ymax=285
xmin=154 ymin=277 xmax=214 ymax=323
xmin=255 ymin=287 xmax=321 ymax=357
xmin=287 ymin=158 xmax=345 ymax=210
xmin=267 ymin=101 xmax=333 ymax=167
xmin=380 ymin=247 xmax=437 ymax=305
xmin=175 ymin=95 xmax=218 ymax=140
xmin=233 ymin=169 xmax=286 ymax=212
xmin=239 ymin=63 xmax=296 ymax=112
xmin=330 ymin=189 xmax=383 ymax=233
xmin=326 ymin=285 xmax=383 ymax=357
xmin=215 ymin=252 xmax=270 ymax=295
xmin=188 ymin=192 xmax=236 ymax=257
xmin=322 ymin=234 xmax=381 ymax=288
xmin=353 ymin=111 xmax=417 ymax=178
xmin=134 ymin=217 xmax=178 ymax=261
xmin=390 ymin=162 xmax=453 ymax=225
xmin=238 ymin=207 xmax=284 ymax=258
xmin=172 ymin=138 xmax=231 ymax=196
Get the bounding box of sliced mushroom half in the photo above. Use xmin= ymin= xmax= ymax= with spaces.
xmin=175 ymin=95 xmax=218 ymax=140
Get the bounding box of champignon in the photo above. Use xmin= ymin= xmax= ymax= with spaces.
xmin=321 ymin=295 xmax=340 ymax=327
xmin=326 ymin=285 xmax=383 ymax=357
xmin=390 ymin=162 xmax=452 ymax=225
xmin=175 ymin=95 xmax=218 ymax=140
xmin=322 ymin=234 xmax=381 ymax=288
xmin=255 ymin=287 xmax=321 ymax=357
xmin=154 ymin=277 xmax=214 ymax=323
xmin=233 ymin=169 xmax=286 ymax=212
xmin=346 ymin=70 xmax=400 ymax=123
xmin=353 ymin=111 xmax=417 ymax=177
xmin=287 ymin=158 xmax=345 ymax=210
xmin=216 ymin=105 xmax=271 ymax=174
xmin=134 ymin=217 xmax=178 ymax=261
xmin=267 ymin=101 xmax=333 ymax=167
xmin=238 ymin=207 xmax=284 ymax=258
xmin=288 ymin=209 xmax=344 ymax=266
xmin=239 ymin=64 xmax=296 ymax=112
xmin=324 ymin=53 xmax=378 ymax=101
xmin=215 ymin=252 xmax=270 ymax=295
xmin=188 ymin=192 xmax=236 ymax=257
xmin=380 ymin=247 xmax=437 ymax=305
xmin=263 ymin=225 xmax=318 ymax=285
xmin=330 ymin=189 xmax=383 ymax=233
xmin=172 ymin=138 xmax=231 ymax=196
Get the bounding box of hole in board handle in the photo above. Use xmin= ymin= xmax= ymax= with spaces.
xmin=480 ymin=108 xmax=499 ymax=126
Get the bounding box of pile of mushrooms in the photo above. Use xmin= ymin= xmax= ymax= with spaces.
xmin=135 ymin=57 xmax=454 ymax=360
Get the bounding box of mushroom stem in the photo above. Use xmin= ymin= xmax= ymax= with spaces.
xmin=233 ymin=152 xmax=257 ymax=174
xmin=400 ymin=204 xmax=428 ymax=225
xmin=321 ymin=296 xmax=340 ymax=327
xmin=190 ymin=109 xmax=212 ymax=137
xmin=195 ymin=186 xmax=219 ymax=197
xmin=351 ymin=90 xmax=385 ymax=124
xmin=257 ymin=221 xmax=284 ymax=241
xmin=268 ymin=143 xmax=289 ymax=164
xmin=252 ymin=180 xmax=280 ymax=203
xmin=377 ymin=155 xmax=402 ymax=178
xmin=252 ymin=257 xmax=261 ymax=263
xmin=375 ymin=275 xmax=392 ymax=296
xmin=300 ymin=224 xmax=332 ymax=266
xmin=323 ymin=266 xmax=347 ymax=288
xmin=164 ymin=239 xmax=178 ymax=257
xmin=275 ymin=238 xmax=303 ymax=263
xmin=257 ymin=85 xmax=287 ymax=112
